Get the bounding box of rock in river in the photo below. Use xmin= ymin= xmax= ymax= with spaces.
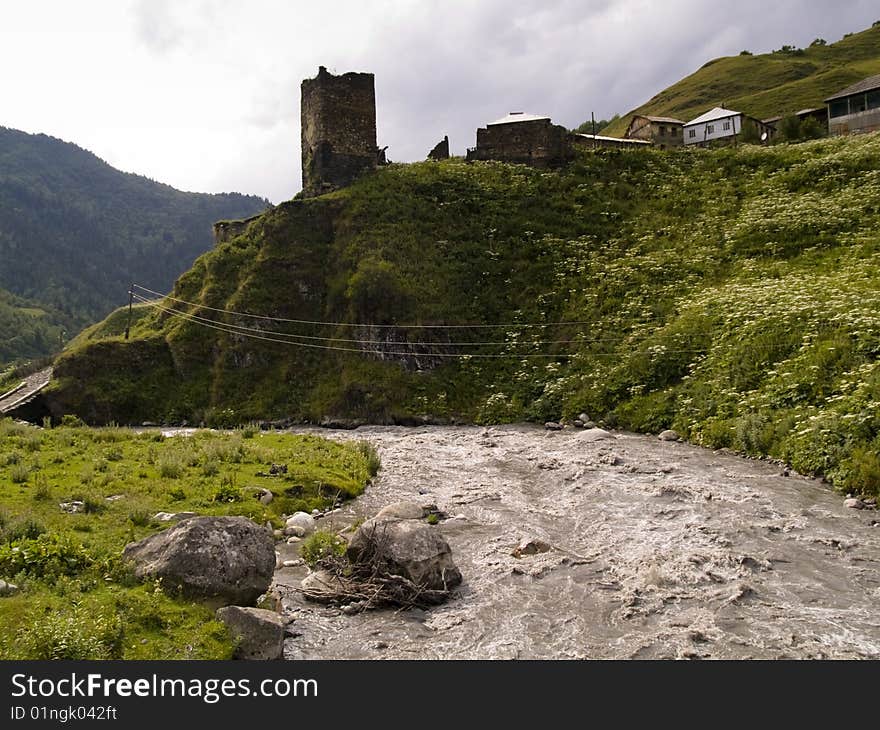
xmin=375 ymin=501 xmax=432 ymax=521
xmin=216 ymin=606 xmax=284 ymax=660
xmin=285 ymin=512 xmax=316 ymax=536
xmin=123 ymin=516 xmax=275 ymax=606
xmin=659 ymin=430 xmax=681 ymax=442
xmin=347 ymin=517 xmax=462 ymax=593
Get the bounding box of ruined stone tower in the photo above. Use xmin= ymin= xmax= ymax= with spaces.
xmin=301 ymin=66 xmax=377 ymax=197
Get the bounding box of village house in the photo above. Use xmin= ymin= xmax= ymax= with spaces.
xmin=624 ymin=115 xmax=685 ymax=147
xmin=683 ymin=107 xmax=773 ymax=146
xmin=466 ymin=112 xmax=573 ymax=166
xmin=825 ymin=74 xmax=880 ymax=135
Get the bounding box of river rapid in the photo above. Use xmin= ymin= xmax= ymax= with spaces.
xmin=272 ymin=424 xmax=880 ymax=659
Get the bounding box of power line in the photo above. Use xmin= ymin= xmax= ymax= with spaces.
xmin=130 ymin=287 xmax=723 ymax=346
xmin=136 ymin=298 xmax=578 ymax=359
xmin=130 ymin=293 xmax=585 ymax=347
xmin=133 ymin=296 xmax=724 ymax=360
xmin=131 ymin=284 xmax=599 ymax=330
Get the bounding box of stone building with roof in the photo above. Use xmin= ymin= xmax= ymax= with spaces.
xmin=466 ymin=112 xmax=573 ymax=166
xmin=825 ymin=74 xmax=880 ymax=136
xmin=625 ymin=114 xmax=685 ymax=147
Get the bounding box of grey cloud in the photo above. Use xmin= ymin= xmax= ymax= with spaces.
xmin=133 ymin=0 xmax=185 ymax=52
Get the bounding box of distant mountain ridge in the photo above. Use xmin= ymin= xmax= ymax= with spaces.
xmin=602 ymin=23 xmax=880 ymax=137
xmin=0 ymin=126 xmax=269 ymax=364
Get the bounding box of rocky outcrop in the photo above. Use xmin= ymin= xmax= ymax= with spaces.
xmin=216 ymin=606 xmax=285 ymax=660
xmin=123 ymin=516 xmax=275 ymax=606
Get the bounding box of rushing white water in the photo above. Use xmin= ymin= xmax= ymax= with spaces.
xmin=273 ymin=424 xmax=880 ymax=659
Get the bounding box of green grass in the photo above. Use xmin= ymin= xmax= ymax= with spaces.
xmin=0 ymin=421 xmax=378 ymax=658
xmin=602 ymin=24 xmax=880 ymax=137
xmin=49 ymin=132 xmax=880 ymax=497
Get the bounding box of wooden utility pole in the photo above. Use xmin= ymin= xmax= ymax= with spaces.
xmin=124 ymin=285 xmax=133 ymax=340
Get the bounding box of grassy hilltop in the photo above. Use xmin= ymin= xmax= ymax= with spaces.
xmin=49 ymin=134 xmax=880 ymax=496
xmin=602 ymin=23 xmax=880 ymax=136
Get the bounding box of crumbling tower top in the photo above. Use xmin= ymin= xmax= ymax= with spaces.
xmin=301 ymin=66 xmax=377 ymax=197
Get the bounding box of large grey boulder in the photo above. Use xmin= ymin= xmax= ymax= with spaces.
xmin=375 ymin=501 xmax=431 ymax=521
xmin=300 ymin=570 xmax=349 ymax=603
xmin=285 ymin=512 xmax=316 ymax=536
xmin=123 ymin=516 xmax=275 ymax=606
xmin=578 ymin=428 xmax=615 ymax=442
xmin=216 ymin=606 xmax=284 ymax=660
xmin=347 ymin=517 xmax=462 ymax=593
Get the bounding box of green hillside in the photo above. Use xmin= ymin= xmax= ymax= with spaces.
xmin=50 ymin=134 xmax=880 ymax=496
xmin=0 ymin=127 xmax=270 ymax=364
xmin=0 ymin=289 xmax=64 ymax=363
xmin=602 ymin=23 xmax=880 ymax=137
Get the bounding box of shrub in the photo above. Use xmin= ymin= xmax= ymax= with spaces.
xmin=128 ymin=509 xmax=152 ymax=528
xmin=32 ymin=474 xmax=51 ymax=502
xmin=158 ymin=453 xmax=184 ymax=479
xmin=1 ymin=516 xmax=45 ymax=543
xmin=300 ymin=530 xmax=346 ymax=568
xmin=19 ymin=606 xmax=123 ymax=660
xmin=356 ymin=441 xmax=381 ymax=477
xmin=24 ymin=431 xmax=43 ymax=452
xmin=0 ymin=533 xmax=92 ymax=578
xmin=212 ymin=481 xmax=241 ymax=503
xmin=10 ymin=463 xmax=30 ymax=484
xmin=240 ymin=422 xmax=259 ymax=439
xmin=844 ymin=446 xmax=880 ymax=497
xmin=61 ymin=415 xmax=85 ymax=428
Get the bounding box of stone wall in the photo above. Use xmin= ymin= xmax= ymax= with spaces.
xmin=466 ymin=119 xmax=572 ymax=167
xmin=301 ymin=66 xmax=377 ymax=197
xmin=213 ymin=215 xmax=263 ymax=245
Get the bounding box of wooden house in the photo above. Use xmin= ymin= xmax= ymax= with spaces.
xmin=824 ymin=74 xmax=880 ymax=135
xmin=625 ymin=115 xmax=685 ymax=147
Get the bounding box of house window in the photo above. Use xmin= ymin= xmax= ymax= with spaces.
xmin=707 ymin=124 xmax=715 ymax=134
xmin=829 ymin=99 xmax=849 ymax=118
xmin=659 ymin=126 xmax=666 ymax=136
xmin=868 ymin=89 xmax=880 ymax=110
xmin=688 ymin=129 xmax=696 ymax=138
xmin=723 ymin=121 xmax=731 ymax=131
xmin=852 ymin=94 xmax=868 ymax=114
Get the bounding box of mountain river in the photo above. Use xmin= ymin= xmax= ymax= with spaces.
xmin=271 ymin=424 xmax=880 ymax=659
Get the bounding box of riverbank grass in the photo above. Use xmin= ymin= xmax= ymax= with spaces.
xmin=0 ymin=420 xmax=378 ymax=659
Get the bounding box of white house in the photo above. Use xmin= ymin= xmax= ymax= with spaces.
xmin=682 ymin=106 xmax=772 ymax=146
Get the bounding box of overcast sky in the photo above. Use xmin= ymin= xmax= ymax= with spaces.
xmin=1 ymin=1 xmax=877 ymax=203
